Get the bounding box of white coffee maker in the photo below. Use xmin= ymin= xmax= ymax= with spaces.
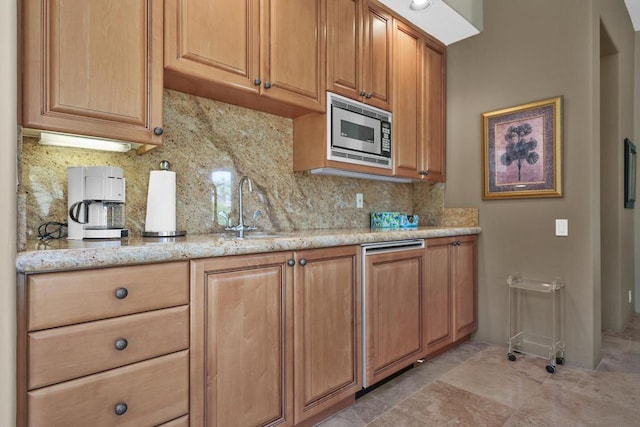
xmin=67 ymin=166 xmax=128 ymax=239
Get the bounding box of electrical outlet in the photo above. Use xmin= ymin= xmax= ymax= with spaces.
xmin=555 ymin=219 xmax=568 ymax=236
xmin=356 ymin=193 xmax=363 ymax=209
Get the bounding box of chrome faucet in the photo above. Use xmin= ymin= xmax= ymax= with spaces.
xmin=224 ymin=176 xmax=257 ymax=238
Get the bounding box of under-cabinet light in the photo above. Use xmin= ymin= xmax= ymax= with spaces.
xmin=309 ymin=168 xmax=414 ymax=183
xmin=38 ymin=131 xmax=134 ymax=153
xmin=410 ymin=0 xmax=432 ymax=10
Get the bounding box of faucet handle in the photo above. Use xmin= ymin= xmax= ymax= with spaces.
xmin=218 ymin=210 xmax=233 ymax=229
xmin=243 ymin=210 xmax=260 ymax=232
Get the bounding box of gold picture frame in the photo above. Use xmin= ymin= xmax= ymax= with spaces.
xmin=482 ymin=97 xmax=563 ymax=199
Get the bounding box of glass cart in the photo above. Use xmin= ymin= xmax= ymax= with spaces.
xmin=506 ymin=273 xmax=565 ymax=373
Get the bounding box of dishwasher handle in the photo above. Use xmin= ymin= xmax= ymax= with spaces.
xmin=362 ymin=239 xmax=425 ymax=255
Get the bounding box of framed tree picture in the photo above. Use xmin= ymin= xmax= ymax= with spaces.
xmin=482 ymin=97 xmax=563 ymax=199
xmin=624 ymin=138 xmax=636 ymax=209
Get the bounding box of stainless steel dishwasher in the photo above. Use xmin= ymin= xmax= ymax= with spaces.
xmin=361 ymin=239 xmax=425 ymax=388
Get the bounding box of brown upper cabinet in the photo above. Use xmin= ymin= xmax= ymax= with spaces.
xmin=327 ymin=0 xmax=392 ymax=111
xmin=422 ymin=36 xmax=447 ymax=181
xmin=22 ymin=0 xmax=164 ymax=150
xmin=164 ymin=0 xmax=326 ymax=118
xmin=392 ymin=19 xmax=446 ymax=181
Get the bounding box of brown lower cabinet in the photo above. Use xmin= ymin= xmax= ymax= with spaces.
xmin=190 ymin=246 xmax=361 ymax=427
xmin=17 ymin=236 xmax=477 ymax=426
xmin=17 ymin=262 xmax=191 ymax=427
xmin=424 ymin=235 xmax=478 ymax=355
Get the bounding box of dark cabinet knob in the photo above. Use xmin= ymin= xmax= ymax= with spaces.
xmin=115 ymin=288 xmax=128 ymax=299
xmin=419 ymin=170 xmax=429 ymax=176
xmin=366 ymin=92 xmax=372 ymax=99
xmin=254 ymin=78 xmax=262 ymax=86
xmin=115 ymin=338 xmax=128 ymax=351
xmin=299 ymin=258 xmax=307 ymax=266
xmin=264 ymin=81 xmax=272 ymax=89
xmin=360 ymin=90 xmax=366 ymax=97
xmin=153 ymin=127 xmax=163 ymax=136
xmin=287 ymin=259 xmax=295 ymax=267
xmin=114 ymin=403 xmax=128 ymax=416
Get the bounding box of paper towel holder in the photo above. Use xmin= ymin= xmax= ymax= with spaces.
xmin=142 ymin=160 xmax=186 ymax=238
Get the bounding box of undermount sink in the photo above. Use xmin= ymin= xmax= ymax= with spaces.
xmin=241 ymin=232 xmax=280 ymax=239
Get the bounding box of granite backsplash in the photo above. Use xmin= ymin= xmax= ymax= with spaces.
xmin=18 ymin=89 xmax=476 ymax=247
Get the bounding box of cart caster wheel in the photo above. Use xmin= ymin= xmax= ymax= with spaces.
xmin=507 ymin=353 xmax=516 ymax=362
xmin=556 ymin=357 xmax=565 ymax=365
xmin=545 ymin=365 xmax=556 ymax=374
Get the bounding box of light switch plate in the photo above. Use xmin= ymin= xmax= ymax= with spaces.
xmin=555 ymin=219 xmax=568 ymax=236
xmin=356 ymin=193 xmax=363 ymax=209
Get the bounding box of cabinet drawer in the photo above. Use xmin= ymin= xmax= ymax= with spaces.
xmin=27 ymin=261 xmax=189 ymax=330
xmin=27 ymin=350 xmax=189 ymax=427
xmin=158 ymin=415 xmax=189 ymax=427
xmin=28 ymin=305 xmax=189 ymax=390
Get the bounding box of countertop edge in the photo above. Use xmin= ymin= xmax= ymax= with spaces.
xmin=17 ymin=227 xmax=481 ymax=273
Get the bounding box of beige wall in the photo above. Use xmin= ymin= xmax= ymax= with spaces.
xmin=635 ymin=33 xmax=640 ymax=314
xmin=1 ymin=0 xmax=17 ymax=425
xmin=599 ymin=2 xmax=637 ymax=331
xmin=446 ymin=0 xmax=636 ymax=368
xmin=600 ymin=43 xmax=623 ymax=331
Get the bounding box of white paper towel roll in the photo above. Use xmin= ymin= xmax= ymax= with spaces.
xmin=144 ymin=170 xmax=176 ymax=232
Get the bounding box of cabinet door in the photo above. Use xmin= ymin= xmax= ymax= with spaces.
xmin=28 ymin=351 xmax=189 ymax=427
xmin=190 ymin=253 xmax=294 ymax=427
xmin=293 ymin=246 xmax=360 ymax=424
xmin=327 ymin=0 xmax=362 ymax=100
xmin=262 ymin=0 xmax=325 ymax=111
xmin=361 ymin=0 xmax=392 ymax=110
xmin=424 ymin=237 xmax=453 ymax=355
xmin=452 ymin=235 xmax=478 ymax=340
xmin=365 ymin=247 xmax=424 ymax=387
xmin=422 ymin=38 xmax=446 ymax=181
xmin=393 ymin=19 xmax=424 ymax=180
xmin=23 ymin=0 xmax=163 ymax=146
xmin=164 ymin=0 xmax=261 ymax=92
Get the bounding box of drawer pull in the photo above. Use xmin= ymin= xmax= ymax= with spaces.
xmin=114 ymin=402 xmax=128 ymax=416
xmin=114 ymin=338 xmax=128 ymax=351
xmin=115 ymin=287 xmax=128 ymax=299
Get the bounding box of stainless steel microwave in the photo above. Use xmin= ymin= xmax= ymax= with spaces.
xmin=327 ymin=92 xmax=392 ymax=169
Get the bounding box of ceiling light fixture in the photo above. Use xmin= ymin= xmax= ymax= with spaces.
xmin=410 ymin=0 xmax=432 ymax=10
xmin=37 ymin=131 xmax=134 ymax=153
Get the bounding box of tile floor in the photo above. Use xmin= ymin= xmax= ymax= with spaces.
xmin=317 ymin=314 xmax=640 ymax=426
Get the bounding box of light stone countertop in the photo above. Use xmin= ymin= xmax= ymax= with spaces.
xmin=16 ymin=227 xmax=481 ymax=273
